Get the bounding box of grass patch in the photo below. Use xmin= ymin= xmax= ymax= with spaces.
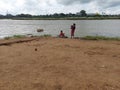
xmin=40 ymin=34 xmax=52 ymax=37
xmin=13 ymin=35 xmax=26 ymax=38
xmin=4 ymin=36 xmax=11 ymax=40
xmin=4 ymin=35 xmax=26 ymax=40
xmin=82 ymin=36 xmax=120 ymax=41
xmin=4 ymin=34 xmax=52 ymax=40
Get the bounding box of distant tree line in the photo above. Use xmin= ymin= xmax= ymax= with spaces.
xmin=0 ymin=10 xmax=120 ymax=19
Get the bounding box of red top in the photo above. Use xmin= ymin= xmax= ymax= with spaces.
xmin=59 ymin=32 xmax=65 ymax=37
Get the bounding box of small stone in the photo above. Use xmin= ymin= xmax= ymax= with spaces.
xmin=35 ymin=48 xmax=37 ymax=51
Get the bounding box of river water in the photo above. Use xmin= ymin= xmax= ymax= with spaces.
xmin=0 ymin=19 xmax=120 ymax=38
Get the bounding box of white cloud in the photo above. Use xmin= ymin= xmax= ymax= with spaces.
xmin=0 ymin=0 xmax=119 ymax=15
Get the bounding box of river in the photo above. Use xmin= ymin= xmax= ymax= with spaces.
xmin=0 ymin=19 xmax=120 ymax=38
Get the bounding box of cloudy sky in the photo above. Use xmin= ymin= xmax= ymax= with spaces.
xmin=0 ymin=0 xmax=120 ymax=15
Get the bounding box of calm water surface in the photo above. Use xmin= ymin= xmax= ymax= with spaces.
xmin=0 ymin=19 xmax=120 ymax=38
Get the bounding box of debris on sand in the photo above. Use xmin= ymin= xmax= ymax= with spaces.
xmin=35 ymin=48 xmax=37 ymax=51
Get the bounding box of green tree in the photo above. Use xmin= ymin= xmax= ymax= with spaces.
xmin=59 ymin=13 xmax=66 ymax=17
xmin=80 ymin=10 xmax=87 ymax=17
xmin=53 ymin=13 xmax=59 ymax=17
xmin=16 ymin=14 xmax=32 ymax=17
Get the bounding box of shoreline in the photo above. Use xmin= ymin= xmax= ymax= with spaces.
xmin=0 ymin=35 xmax=120 ymax=46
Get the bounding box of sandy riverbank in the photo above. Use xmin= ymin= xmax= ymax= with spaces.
xmin=0 ymin=37 xmax=120 ymax=90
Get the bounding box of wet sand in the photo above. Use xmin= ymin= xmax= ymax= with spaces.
xmin=0 ymin=37 xmax=120 ymax=90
